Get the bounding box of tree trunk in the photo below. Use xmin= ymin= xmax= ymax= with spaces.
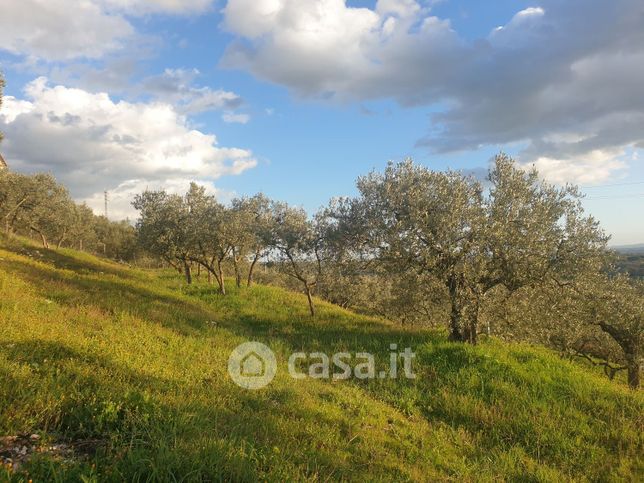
xmin=234 ymin=261 xmax=242 ymax=288
xmin=448 ymin=294 xmax=464 ymax=342
xmin=183 ymin=261 xmax=192 ymax=284
xmin=626 ymin=353 xmax=640 ymax=389
xmin=57 ymin=232 xmax=67 ymax=249
xmin=305 ymin=284 xmax=315 ymax=317
xmin=463 ymin=297 xmax=480 ymax=345
xmin=232 ymin=249 xmax=242 ymax=288
xmin=34 ymin=230 xmax=49 ymax=249
xmin=247 ymin=251 xmax=260 ymax=287
xmin=208 ymin=270 xmax=213 ymax=284
xmin=462 ymin=318 xmax=478 ymax=345
xmin=448 ymin=305 xmax=463 ymax=341
xmin=447 ymin=278 xmax=463 ymax=342
xmin=217 ymin=261 xmax=226 ymax=295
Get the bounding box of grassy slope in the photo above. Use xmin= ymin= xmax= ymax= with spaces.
xmin=0 ymin=237 xmax=642 ymax=482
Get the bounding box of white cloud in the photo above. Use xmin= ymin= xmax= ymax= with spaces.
xmin=522 ymin=149 xmax=628 ymax=186
xmin=0 ymin=78 xmax=256 ymax=218
xmin=222 ymin=112 xmax=251 ymax=124
xmin=141 ymin=69 xmax=243 ymax=114
xmin=101 ymin=0 xmax=213 ymax=15
xmin=0 ymin=0 xmax=134 ymax=60
xmin=221 ymin=0 xmax=461 ymax=101
xmin=0 ymin=0 xmax=215 ymax=61
xmin=220 ymin=0 xmax=644 ymax=185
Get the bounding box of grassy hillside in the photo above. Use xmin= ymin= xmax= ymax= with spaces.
xmin=0 ymin=237 xmax=642 ymax=482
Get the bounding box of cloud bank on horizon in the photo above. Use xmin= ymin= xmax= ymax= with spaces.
xmin=0 ymin=77 xmax=255 ymax=219
xmin=0 ymin=0 xmax=643 ymax=219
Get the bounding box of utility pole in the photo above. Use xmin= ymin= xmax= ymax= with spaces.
xmin=104 ymin=190 xmax=109 ymax=219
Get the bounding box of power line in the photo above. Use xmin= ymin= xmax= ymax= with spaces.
xmin=585 ymin=192 xmax=644 ymax=201
xmin=581 ymin=180 xmax=644 ymax=189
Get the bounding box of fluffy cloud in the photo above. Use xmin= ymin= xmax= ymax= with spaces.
xmin=222 ymin=112 xmax=251 ymax=124
xmin=102 ymin=0 xmax=213 ymax=15
xmin=522 ymin=150 xmax=629 ymax=186
xmin=141 ymin=69 xmax=244 ymax=115
xmin=221 ymin=0 xmax=644 ymax=184
xmin=0 ymin=78 xmax=256 ymax=218
xmin=0 ymin=0 xmax=134 ymax=60
xmin=0 ymin=0 xmax=214 ymax=61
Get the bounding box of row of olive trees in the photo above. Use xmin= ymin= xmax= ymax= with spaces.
xmin=133 ymin=184 xmax=324 ymax=315
xmin=132 ymin=157 xmax=641 ymax=387
xmin=0 ymin=170 xmax=137 ymax=260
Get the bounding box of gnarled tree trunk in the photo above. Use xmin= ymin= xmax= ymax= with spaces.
xmin=247 ymin=250 xmax=260 ymax=287
xmin=625 ymin=353 xmax=640 ymax=389
xmin=304 ymin=284 xmax=315 ymax=317
xmin=183 ymin=261 xmax=192 ymax=284
xmin=217 ymin=260 xmax=226 ymax=295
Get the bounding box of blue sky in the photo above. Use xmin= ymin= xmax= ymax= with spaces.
xmin=1 ymin=0 xmax=643 ymax=244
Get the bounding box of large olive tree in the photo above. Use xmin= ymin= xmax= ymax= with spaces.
xmin=326 ymin=155 xmax=609 ymax=343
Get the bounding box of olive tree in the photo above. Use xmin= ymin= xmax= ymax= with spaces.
xmin=231 ymin=194 xmax=274 ymax=287
xmin=326 ymin=155 xmax=609 ymax=343
xmin=0 ymin=172 xmax=74 ymax=247
xmin=184 ymin=183 xmax=234 ymax=294
xmin=133 ymin=190 xmax=194 ymax=283
xmin=542 ymin=274 xmax=642 ymax=389
xmin=269 ymin=202 xmax=323 ymax=316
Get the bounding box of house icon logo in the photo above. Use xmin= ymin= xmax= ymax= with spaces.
xmin=228 ymin=341 xmax=277 ymax=389
xmin=240 ymin=351 xmax=266 ymax=377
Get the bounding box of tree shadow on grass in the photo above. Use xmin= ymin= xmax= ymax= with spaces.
xmin=2 ymin=258 xmax=214 ymax=337
xmin=0 ymin=339 xmax=182 ymax=464
xmin=1 ymin=338 xmax=417 ymax=481
xmin=1 ymin=238 xmax=135 ymax=280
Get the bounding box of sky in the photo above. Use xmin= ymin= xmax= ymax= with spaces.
xmin=0 ymin=0 xmax=643 ymax=245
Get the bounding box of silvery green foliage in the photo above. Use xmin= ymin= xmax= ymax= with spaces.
xmin=325 ymin=155 xmax=610 ymax=344
xmin=230 ymin=194 xmax=273 ymax=287
xmin=268 ymin=201 xmax=323 ymax=316
xmin=133 ymin=189 xmax=192 ymax=277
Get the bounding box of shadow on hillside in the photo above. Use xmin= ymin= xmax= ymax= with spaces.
xmin=0 ymin=340 xmax=396 ymax=480
xmin=2 ymin=340 xmax=175 ymax=392
xmin=0 ymin=340 xmax=178 ymax=441
xmin=2 ymin=258 xmax=212 ymax=337
xmin=0 ymin=238 xmax=133 ymax=279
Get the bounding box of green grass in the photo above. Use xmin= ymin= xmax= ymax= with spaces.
xmin=0 ymin=236 xmax=642 ymax=482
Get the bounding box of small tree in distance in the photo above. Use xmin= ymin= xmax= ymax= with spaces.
xmin=269 ymin=202 xmax=323 ymax=316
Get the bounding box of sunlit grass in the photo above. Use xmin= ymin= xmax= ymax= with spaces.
xmin=0 ymin=236 xmax=642 ymax=481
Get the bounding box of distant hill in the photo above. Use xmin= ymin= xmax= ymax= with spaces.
xmin=0 ymin=236 xmax=642 ymax=481
xmin=613 ymin=243 xmax=644 ymax=255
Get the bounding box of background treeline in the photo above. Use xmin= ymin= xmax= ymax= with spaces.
xmin=130 ymin=156 xmax=642 ymax=389
xmin=0 ymin=171 xmax=139 ymax=261
xmin=617 ymin=254 xmax=644 ymax=279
